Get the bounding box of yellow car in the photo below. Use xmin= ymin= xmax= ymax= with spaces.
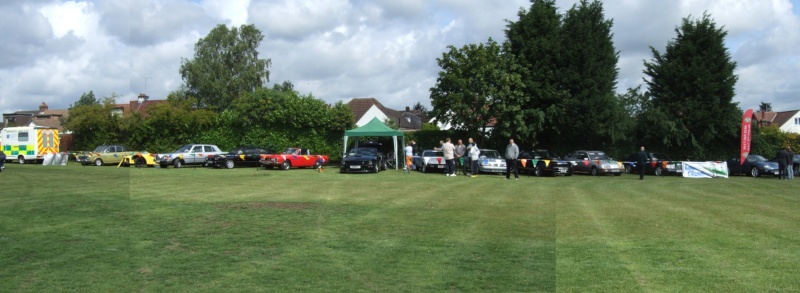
xmin=119 ymin=152 xmax=158 ymax=168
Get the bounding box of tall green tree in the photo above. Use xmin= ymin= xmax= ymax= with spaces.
xmin=64 ymin=94 xmax=122 ymax=150
xmin=504 ymin=0 xmax=563 ymax=148
xmin=179 ymin=24 xmax=271 ymax=111
xmin=429 ymin=38 xmax=525 ymax=140
xmin=70 ymin=91 xmax=98 ymax=109
xmin=558 ymin=0 xmax=621 ymax=150
xmin=643 ymin=13 xmax=740 ymax=160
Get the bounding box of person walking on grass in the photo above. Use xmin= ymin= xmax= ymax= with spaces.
xmin=468 ymin=138 xmax=480 ymax=178
xmin=404 ymin=141 xmax=413 ymax=174
xmin=442 ymin=138 xmax=456 ymax=176
xmin=455 ymin=139 xmax=466 ymax=175
xmin=0 ymin=151 xmax=5 ymax=173
xmin=505 ymin=138 xmax=519 ymax=180
xmin=636 ymin=146 xmax=648 ymax=180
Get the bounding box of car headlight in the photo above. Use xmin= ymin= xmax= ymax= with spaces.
xmin=764 ymin=165 xmax=772 ymax=170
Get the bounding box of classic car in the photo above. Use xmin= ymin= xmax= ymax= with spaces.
xmin=119 ymin=152 xmax=157 ymax=168
xmin=155 ymin=144 xmax=225 ymax=168
xmin=517 ymin=150 xmax=573 ymax=176
xmin=727 ymin=155 xmax=779 ymax=177
xmin=412 ymin=149 xmax=446 ymax=173
xmin=469 ymin=149 xmax=506 ymax=174
xmin=210 ymin=146 xmax=273 ymax=169
xmin=76 ymin=145 xmax=132 ymax=166
xmin=621 ymin=152 xmax=683 ymax=176
xmin=564 ymin=150 xmax=623 ymax=176
xmin=340 ymin=146 xmax=386 ymax=173
xmin=259 ymin=147 xmax=327 ymax=170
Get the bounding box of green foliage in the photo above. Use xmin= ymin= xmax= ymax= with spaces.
xmin=63 ymin=94 xmax=122 ymax=150
xmin=752 ymin=125 xmax=800 ymax=157
xmin=139 ymin=93 xmax=217 ymax=153
xmin=179 ymin=24 xmax=271 ymax=111
xmin=429 ymin=38 xmax=528 ymax=140
xmin=70 ymin=91 xmax=98 ymax=109
xmin=643 ymin=13 xmax=739 ymax=160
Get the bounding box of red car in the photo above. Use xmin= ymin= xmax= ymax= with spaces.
xmin=259 ymin=148 xmax=329 ymax=170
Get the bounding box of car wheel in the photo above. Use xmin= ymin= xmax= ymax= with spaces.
xmin=381 ymin=160 xmax=387 ymax=170
xmin=159 ymin=163 xmax=169 ymax=168
xmin=654 ymin=167 xmax=663 ymax=176
xmin=590 ymin=167 xmax=598 ymax=176
xmin=535 ymin=164 xmax=544 ymax=177
xmin=281 ymin=161 xmax=291 ymax=170
xmin=625 ymin=165 xmax=632 ymax=174
xmin=18 ymin=156 xmax=25 ymax=164
xmin=225 ymin=159 xmax=235 ymax=169
xmin=135 ymin=157 xmax=146 ymax=168
xmin=174 ymin=159 xmax=183 ymax=168
xmin=373 ymin=161 xmax=380 ymax=173
xmin=795 ymin=166 xmax=800 ymax=176
xmin=750 ymin=166 xmax=760 ymax=178
xmin=94 ymin=158 xmax=103 ymax=166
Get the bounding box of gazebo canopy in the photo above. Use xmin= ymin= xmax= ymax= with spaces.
xmin=343 ymin=118 xmax=404 ymax=169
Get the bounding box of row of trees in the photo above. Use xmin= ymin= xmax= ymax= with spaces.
xmin=64 ymin=25 xmax=356 ymax=160
xmin=430 ymin=0 xmax=751 ymax=160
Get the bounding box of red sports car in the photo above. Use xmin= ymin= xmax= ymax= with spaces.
xmin=259 ymin=148 xmax=329 ymax=170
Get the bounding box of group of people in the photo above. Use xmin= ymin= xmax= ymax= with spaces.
xmin=403 ymin=137 xmax=522 ymax=180
xmin=776 ymin=146 xmax=796 ymax=180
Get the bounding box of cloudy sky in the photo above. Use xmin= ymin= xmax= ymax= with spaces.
xmin=1 ymin=0 xmax=799 ymax=117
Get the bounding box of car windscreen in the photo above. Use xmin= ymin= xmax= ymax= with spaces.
xmin=480 ymin=150 xmax=501 ymax=159
xmin=538 ymin=152 xmax=561 ymax=159
xmin=748 ymin=155 xmax=767 ymax=162
xmin=93 ymin=146 xmax=107 ymax=152
xmin=348 ymin=148 xmax=377 ymax=157
xmin=423 ymin=151 xmax=444 ymax=157
xmin=282 ymin=148 xmax=299 ymax=154
xmin=587 ymin=152 xmax=609 ymax=160
xmin=650 ymin=153 xmax=669 ymax=160
xmin=174 ymin=145 xmax=192 ymax=153
xmin=229 ymin=148 xmax=244 ymax=154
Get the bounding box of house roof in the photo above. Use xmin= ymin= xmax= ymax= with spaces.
xmin=347 ymin=97 xmax=427 ymax=130
xmin=755 ymin=110 xmax=799 ymax=127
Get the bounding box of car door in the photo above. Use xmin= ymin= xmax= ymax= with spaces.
xmin=573 ymin=152 xmax=590 ymax=173
xmin=186 ymin=145 xmax=203 ymax=164
xmin=243 ymin=147 xmax=261 ymax=166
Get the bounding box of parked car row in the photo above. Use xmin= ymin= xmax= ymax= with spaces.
xmin=71 ymin=143 xmax=797 ymax=178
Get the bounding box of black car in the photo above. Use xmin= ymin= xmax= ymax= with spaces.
xmin=621 ymin=152 xmax=682 ymax=176
xmin=517 ymin=150 xmax=573 ymax=176
xmin=340 ymin=147 xmax=386 ymax=173
xmin=208 ymin=146 xmax=273 ymax=169
xmin=794 ymin=154 xmax=800 ymax=176
xmin=727 ymin=155 xmax=779 ymax=177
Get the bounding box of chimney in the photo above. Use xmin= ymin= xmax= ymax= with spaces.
xmin=405 ymin=106 xmax=411 ymax=112
xmin=39 ymin=102 xmax=48 ymax=113
xmin=137 ymin=93 xmax=149 ymax=104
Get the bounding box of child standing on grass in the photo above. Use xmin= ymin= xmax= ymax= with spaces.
xmin=317 ymin=156 xmax=325 ymax=172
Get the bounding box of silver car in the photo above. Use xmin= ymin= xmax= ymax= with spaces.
xmin=155 ymin=144 xmax=224 ymax=168
xmin=412 ymin=149 xmax=447 ymax=173
xmin=475 ymin=149 xmax=506 ymax=174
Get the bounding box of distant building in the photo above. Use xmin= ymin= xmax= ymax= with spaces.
xmin=2 ymin=102 xmax=68 ymax=132
xmin=346 ymin=98 xmax=427 ymax=131
xmin=112 ymin=94 xmax=167 ymax=118
xmin=754 ymin=110 xmax=800 ymax=134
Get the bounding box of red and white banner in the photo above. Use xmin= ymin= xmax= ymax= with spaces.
xmin=740 ymin=109 xmax=753 ymax=165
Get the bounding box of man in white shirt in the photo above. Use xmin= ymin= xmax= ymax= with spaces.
xmin=404 ymin=141 xmax=413 ymax=174
xmin=442 ymin=138 xmax=456 ymax=176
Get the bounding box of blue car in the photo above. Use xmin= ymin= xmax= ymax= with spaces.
xmin=726 ymin=155 xmax=779 ymax=177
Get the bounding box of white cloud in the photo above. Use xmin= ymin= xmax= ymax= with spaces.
xmin=1 ymin=0 xmax=799 ymax=120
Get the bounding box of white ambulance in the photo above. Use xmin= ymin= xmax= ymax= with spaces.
xmin=0 ymin=125 xmax=59 ymax=164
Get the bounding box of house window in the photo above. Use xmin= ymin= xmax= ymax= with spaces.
xmin=796 ymin=117 xmax=800 ymax=125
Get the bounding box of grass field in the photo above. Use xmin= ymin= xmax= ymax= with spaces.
xmin=1 ymin=163 xmax=799 ymax=292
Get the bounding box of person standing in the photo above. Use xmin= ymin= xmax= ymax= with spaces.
xmin=777 ymin=147 xmax=789 ymax=180
xmin=442 ymin=138 xmax=456 ymax=176
xmin=455 ymin=139 xmax=467 ymax=175
xmin=636 ymin=146 xmax=648 ymax=180
xmin=505 ymin=139 xmax=519 ymax=180
xmin=468 ymin=138 xmax=480 ymax=178
xmin=788 ymin=147 xmax=795 ymax=180
xmin=0 ymin=151 xmax=5 ymax=173
xmin=404 ymin=141 xmax=413 ymax=174
xmin=411 ymin=140 xmax=419 ymax=156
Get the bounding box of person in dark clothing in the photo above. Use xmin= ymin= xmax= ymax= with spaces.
xmin=0 ymin=151 xmax=5 ymax=172
xmin=788 ymin=147 xmax=795 ymax=180
xmin=636 ymin=146 xmax=648 ymax=180
xmin=505 ymin=139 xmax=519 ymax=180
xmin=777 ymin=147 xmax=790 ymax=180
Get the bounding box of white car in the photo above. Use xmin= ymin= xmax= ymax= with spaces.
xmin=412 ymin=149 xmax=447 ymax=173
xmin=155 ymin=144 xmax=225 ymax=168
xmin=475 ymin=149 xmax=507 ymax=174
